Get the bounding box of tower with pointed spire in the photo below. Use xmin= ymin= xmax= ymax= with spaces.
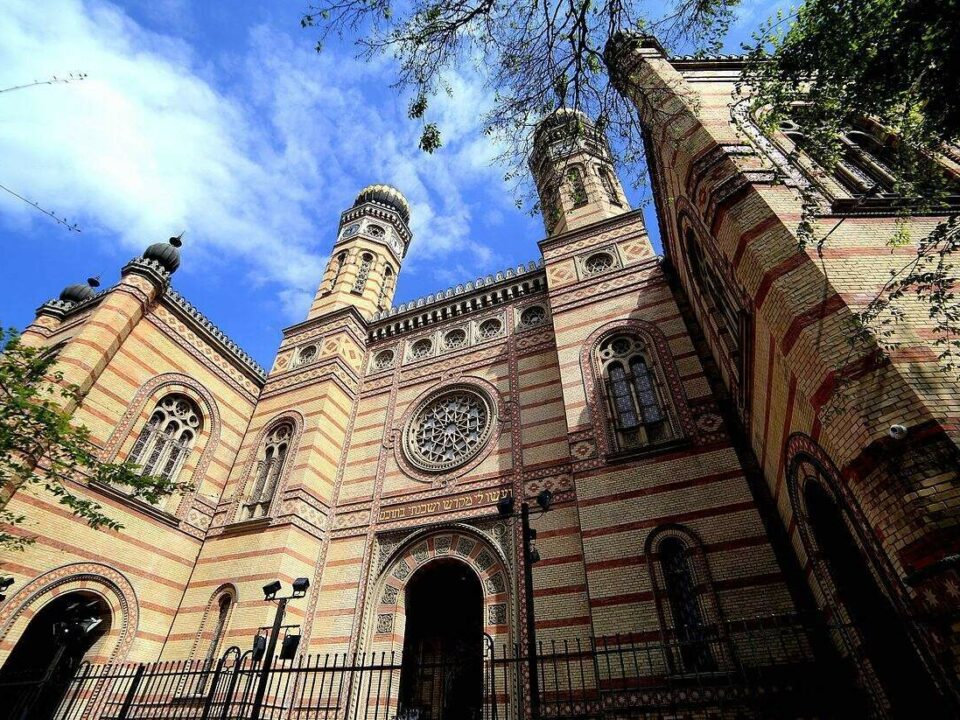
xmin=529 ymin=108 xmax=630 ymax=236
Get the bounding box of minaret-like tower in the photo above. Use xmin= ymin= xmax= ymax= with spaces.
xmin=306 ymin=184 xmax=412 ymax=320
xmin=529 ymin=108 xmax=630 ymax=236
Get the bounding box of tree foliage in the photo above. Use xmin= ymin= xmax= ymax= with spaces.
xmin=741 ymin=0 xmax=960 ymax=372
xmin=0 ymin=330 xmax=186 ymax=550
xmin=302 ymin=0 xmax=740 ymax=189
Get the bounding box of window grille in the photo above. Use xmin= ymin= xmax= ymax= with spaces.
xmin=353 ymin=253 xmax=373 ymax=294
xmin=567 ymin=166 xmax=588 ymax=208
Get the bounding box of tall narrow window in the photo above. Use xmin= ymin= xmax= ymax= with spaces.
xmin=353 ymin=253 xmax=373 ymax=294
xmin=205 ymin=594 xmax=232 ymax=661
xmin=243 ymin=421 xmax=294 ymax=519
xmin=328 ymin=251 xmax=347 ymax=292
xmin=685 ymin=232 xmax=741 ymax=356
xmin=566 ymin=166 xmax=588 ymax=208
xmin=379 ymin=265 xmax=394 ymax=309
xmin=659 ymin=537 xmax=715 ymax=672
xmin=128 ymin=394 xmax=201 ymax=484
xmin=598 ymin=335 xmax=675 ymax=451
xmin=597 ymin=166 xmax=622 ymax=206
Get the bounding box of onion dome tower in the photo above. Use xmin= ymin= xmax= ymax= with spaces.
xmin=306 ymin=184 xmax=412 ymax=321
xmin=529 ymin=108 xmax=630 ymax=236
xmin=58 ymin=277 xmax=101 ymax=305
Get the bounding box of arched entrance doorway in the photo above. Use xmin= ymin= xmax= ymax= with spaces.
xmin=398 ymin=559 xmax=484 ymax=720
xmin=803 ymin=478 xmax=950 ymax=717
xmin=0 ymin=591 xmax=111 ymax=720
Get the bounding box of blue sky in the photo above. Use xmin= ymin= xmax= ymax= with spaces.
xmin=0 ymin=0 xmax=779 ymax=368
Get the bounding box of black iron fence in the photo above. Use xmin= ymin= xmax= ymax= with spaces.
xmin=1 ymin=615 xmax=869 ymax=720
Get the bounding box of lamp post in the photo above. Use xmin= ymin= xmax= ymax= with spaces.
xmin=250 ymin=577 xmax=310 ymax=720
xmin=498 ymin=489 xmax=552 ymax=720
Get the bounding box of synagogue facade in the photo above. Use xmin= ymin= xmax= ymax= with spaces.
xmin=1 ymin=35 xmax=959 ymax=719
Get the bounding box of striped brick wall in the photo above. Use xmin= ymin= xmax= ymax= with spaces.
xmin=609 ymin=35 xmax=960 ymax=688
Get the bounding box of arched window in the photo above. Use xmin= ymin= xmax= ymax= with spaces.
xmin=597 ymin=334 xmax=675 ymax=451
xmin=128 ymin=394 xmax=202 ymax=483
xmin=328 ymin=251 xmax=347 ymax=292
xmin=657 ymin=537 xmax=716 ymax=672
xmin=204 ymin=593 xmax=233 ymax=661
xmin=353 ymin=253 xmax=374 ymax=294
xmin=684 ymin=231 xmax=742 ymax=358
xmin=243 ymin=421 xmax=294 ymax=519
xmin=778 ymin=120 xmax=898 ymax=199
xmin=597 ymin=166 xmax=622 ymax=206
xmin=379 ymin=265 xmax=394 ymax=309
xmin=566 ymin=166 xmax=588 ymax=208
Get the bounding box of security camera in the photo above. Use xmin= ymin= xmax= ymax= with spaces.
xmin=889 ymin=424 xmax=908 ymax=441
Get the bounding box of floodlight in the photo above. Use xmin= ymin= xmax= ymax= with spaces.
xmin=0 ymin=577 xmax=13 ymax=592
xmin=262 ymin=580 xmax=282 ymax=600
xmin=528 ymin=546 xmax=541 ymax=564
xmin=497 ymin=495 xmax=515 ymax=517
xmin=536 ymin=489 xmax=554 ymax=512
xmin=252 ymin=634 xmax=267 ymax=662
xmin=292 ymin=578 xmax=310 ymax=597
xmin=279 ymin=634 xmax=301 ymax=660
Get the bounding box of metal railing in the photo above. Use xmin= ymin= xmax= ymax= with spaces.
xmin=1 ymin=615 xmax=869 ymax=720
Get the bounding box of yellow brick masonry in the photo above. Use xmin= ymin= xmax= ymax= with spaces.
xmin=608 ymin=35 xmax=960 ymax=678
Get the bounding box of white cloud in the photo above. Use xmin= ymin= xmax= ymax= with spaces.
xmin=0 ymin=0 xmax=523 ymax=319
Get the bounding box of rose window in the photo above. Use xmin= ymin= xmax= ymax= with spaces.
xmin=585 ymin=252 xmax=614 ymax=274
xmin=478 ymin=318 xmax=503 ymax=339
xmin=406 ymin=388 xmax=493 ymax=472
xmin=298 ymin=345 xmax=317 ymax=365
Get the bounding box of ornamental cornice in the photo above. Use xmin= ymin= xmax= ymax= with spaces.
xmin=282 ymin=305 xmax=368 ymax=340
xmin=259 ymin=357 xmax=360 ymax=399
xmin=549 ymin=257 xmax=665 ymax=312
xmin=162 ymin=289 xmax=266 ymax=382
xmin=538 ymin=208 xmax=646 ymax=256
xmin=35 ymin=289 xmax=107 ymax=320
xmin=369 ymin=262 xmax=547 ymax=340
xmin=147 ymin=311 xmax=260 ymax=402
xmin=339 ymin=202 xmax=412 ymax=243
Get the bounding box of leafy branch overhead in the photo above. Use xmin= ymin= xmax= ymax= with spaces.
xmin=739 ymin=0 xmax=960 ymax=374
xmin=302 ymin=0 xmax=742 ymax=188
xmin=0 ymin=330 xmax=187 ymax=551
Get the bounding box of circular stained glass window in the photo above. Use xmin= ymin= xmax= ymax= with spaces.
xmin=373 ymin=349 xmax=395 ymax=370
xmin=299 ymin=345 xmax=317 ymax=364
xmin=478 ymin=318 xmax=503 ymax=339
xmin=520 ymin=306 xmax=546 ymax=327
xmin=444 ymin=328 xmax=467 ymax=349
xmin=411 ymin=338 xmax=433 ymax=359
xmin=405 ymin=388 xmax=494 ymax=472
xmin=585 ymin=252 xmax=614 ymax=274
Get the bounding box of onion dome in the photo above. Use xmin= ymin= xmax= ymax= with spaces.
xmin=143 ymin=234 xmax=183 ymax=273
xmin=59 ymin=277 xmax=100 ymax=304
xmin=533 ymin=107 xmax=594 ymax=144
xmin=353 ymin=184 xmax=410 ymax=225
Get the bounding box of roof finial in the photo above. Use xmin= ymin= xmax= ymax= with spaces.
xmin=169 ymin=232 xmax=184 ymax=248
